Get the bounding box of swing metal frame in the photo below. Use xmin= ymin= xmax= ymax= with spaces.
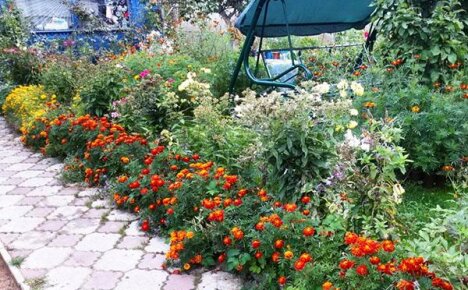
xmin=229 ymin=0 xmax=378 ymax=93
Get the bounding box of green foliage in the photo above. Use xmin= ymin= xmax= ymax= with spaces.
xmin=173 ymin=95 xmax=257 ymax=173
xmin=39 ymin=56 xmax=89 ymax=104
xmin=0 ymin=48 xmax=41 ymax=85
xmin=355 ymin=78 xmax=468 ymax=174
xmin=374 ymin=0 xmax=468 ymax=83
xmin=0 ymin=1 xmax=28 ymax=48
xmin=80 ymin=63 xmax=125 ymax=116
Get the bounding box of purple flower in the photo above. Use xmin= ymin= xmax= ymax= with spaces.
xmin=111 ymin=112 xmax=121 ymax=119
xmin=63 ymin=39 xmax=75 ymax=47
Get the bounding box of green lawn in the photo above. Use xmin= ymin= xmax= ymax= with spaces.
xmin=398 ymin=183 xmax=456 ymax=237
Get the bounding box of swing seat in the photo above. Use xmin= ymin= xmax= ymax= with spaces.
xmin=230 ymin=0 xmax=375 ymax=92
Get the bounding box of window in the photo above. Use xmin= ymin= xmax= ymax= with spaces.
xmin=14 ymin=0 xmax=130 ymax=31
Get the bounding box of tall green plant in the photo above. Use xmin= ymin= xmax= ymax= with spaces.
xmin=373 ymin=0 xmax=468 ymax=83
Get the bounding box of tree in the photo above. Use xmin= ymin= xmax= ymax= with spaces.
xmin=161 ymin=0 xmax=247 ymax=26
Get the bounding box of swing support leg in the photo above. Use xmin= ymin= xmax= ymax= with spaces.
xmin=229 ymin=0 xmax=268 ymax=95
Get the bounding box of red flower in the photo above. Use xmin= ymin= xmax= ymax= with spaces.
xmin=274 ymin=239 xmax=284 ymax=249
xmin=369 ymin=256 xmax=380 ymax=265
xmin=339 ymin=259 xmax=355 ymax=270
xmin=303 ymin=227 xmax=315 ymax=237
xmin=344 ymin=232 xmax=358 ymax=245
xmin=355 ymin=264 xmax=368 ymax=276
xmin=251 ymin=240 xmax=261 ymax=249
xmin=278 ymin=276 xmax=287 ymax=286
xmin=396 ymin=280 xmax=414 ymax=290
xmin=301 ymin=196 xmax=311 ymax=204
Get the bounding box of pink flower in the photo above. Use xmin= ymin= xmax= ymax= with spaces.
xmin=139 ymin=69 xmax=150 ymax=78
xmin=364 ymin=31 xmax=369 ymax=40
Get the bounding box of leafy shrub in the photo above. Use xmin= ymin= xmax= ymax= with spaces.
xmin=80 ymin=63 xmax=126 ymax=116
xmin=173 ymin=94 xmax=257 ymax=173
xmin=0 ymin=1 xmax=27 ymax=49
xmin=0 ymin=48 xmax=42 ymax=85
xmin=354 ymin=79 xmax=468 ymax=174
xmin=374 ymin=0 xmax=468 ymax=83
xmin=39 ymin=56 xmax=89 ymax=104
xmin=234 ymin=90 xmax=339 ymax=200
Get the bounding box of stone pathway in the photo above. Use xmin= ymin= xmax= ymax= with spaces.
xmin=0 ymin=117 xmax=242 ymax=290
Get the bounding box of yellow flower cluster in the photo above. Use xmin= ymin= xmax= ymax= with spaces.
xmin=2 ymin=85 xmax=56 ymax=130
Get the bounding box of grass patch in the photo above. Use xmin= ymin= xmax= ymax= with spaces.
xmin=10 ymin=256 xmax=25 ymax=267
xmin=398 ymin=183 xmax=456 ymax=237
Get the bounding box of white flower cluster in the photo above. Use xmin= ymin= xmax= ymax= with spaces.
xmin=178 ymin=72 xmax=212 ymax=102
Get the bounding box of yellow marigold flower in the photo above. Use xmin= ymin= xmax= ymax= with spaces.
xmin=183 ymin=263 xmax=191 ymax=270
xmin=411 ymin=105 xmax=420 ymax=113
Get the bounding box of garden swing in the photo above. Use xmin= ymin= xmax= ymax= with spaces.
xmin=229 ymin=0 xmax=377 ymax=92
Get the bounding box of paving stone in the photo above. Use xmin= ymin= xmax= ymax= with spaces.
xmin=48 ymin=234 xmax=83 ymax=247
xmin=0 ymin=205 xmax=32 ymax=218
xmin=15 ymin=196 xmax=43 ymax=206
xmin=11 ymin=170 xmax=43 ymax=179
xmin=0 ymin=185 xmax=16 ymax=195
xmin=22 ymin=247 xmax=73 ymax=269
xmin=7 ymin=186 xmax=34 ymax=195
xmin=197 ymin=271 xmax=242 ymax=290
xmin=75 ymin=233 xmax=121 ymax=252
xmin=56 ymin=187 xmax=80 ymax=196
xmin=145 ymin=236 xmax=170 ymax=254
xmin=0 ymin=170 xmax=17 ymax=177
xmin=61 ymin=218 xmax=101 ymax=235
xmin=21 ymin=268 xmax=48 ymax=280
xmin=46 ymin=266 xmax=91 ymax=290
xmin=0 ymin=156 xmax=29 ymax=164
xmin=19 ymin=177 xmax=55 ymax=187
xmin=91 ymin=199 xmax=108 ymax=208
xmin=25 ymin=207 xmax=56 ymax=218
xmin=0 ymin=195 xmax=24 ymax=207
xmin=97 ymin=221 xmax=127 ymax=233
xmin=29 ymin=164 xmax=51 ymax=170
xmin=125 ymin=220 xmax=145 ymax=236
xmin=26 ymin=185 xmax=63 ymax=197
xmin=107 ymin=210 xmax=137 ymax=222
xmin=10 ymin=231 xmax=56 ymax=250
xmin=37 ymin=220 xmax=67 ymax=231
xmin=2 ymin=177 xmax=25 ymax=185
xmin=38 ymin=171 xmax=58 ymax=178
xmin=164 ymin=274 xmax=196 ymax=290
xmin=37 ymin=158 xmax=59 ymax=166
xmin=45 ymin=163 xmax=64 ymax=172
xmin=94 ymin=249 xmax=144 ymax=272
xmin=0 ymin=233 xmax=19 ymax=244
xmin=64 ymin=251 xmax=101 ymax=267
xmin=71 ymin=198 xmax=89 ymax=206
xmin=9 ymin=249 xmax=33 ymax=259
xmin=138 ymin=253 xmax=166 ymax=270
xmin=82 ymin=208 xmax=108 ymax=219
xmin=0 ymin=217 xmax=44 ymax=233
xmin=115 ymin=269 xmax=168 ymax=290
xmin=82 ymin=270 xmax=123 ymax=290
xmin=77 ymin=188 xmax=99 ymax=198
xmin=48 ymin=206 xmax=88 ymax=220
xmin=40 ymin=195 xmax=74 ymax=207
xmin=117 ymin=236 xmax=149 ymax=250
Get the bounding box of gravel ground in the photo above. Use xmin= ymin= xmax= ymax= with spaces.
xmin=0 ymin=255 xmax=20 ymax=290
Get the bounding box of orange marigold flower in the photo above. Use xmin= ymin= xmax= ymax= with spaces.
xmin=396 ymin=280 xmax=414 ymax=290
xmin=322 ymin=281 xmax=333 ymax=290
xmin=284 ymin=250 xmax=294 ymax=260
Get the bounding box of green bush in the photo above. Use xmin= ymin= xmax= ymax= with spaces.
xmin=80 ymin=63 xmax=126 ymax=116
xmin=374 ymin=0 xmax=468 ymax=83
xmin=355 ymin=79 xmax=468 ymax=175
xmin=39 ymin=56 xmax=90 ymax=104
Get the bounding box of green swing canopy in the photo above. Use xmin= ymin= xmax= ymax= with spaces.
xmin=235 ymin=0 xmax=375 ymax=38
